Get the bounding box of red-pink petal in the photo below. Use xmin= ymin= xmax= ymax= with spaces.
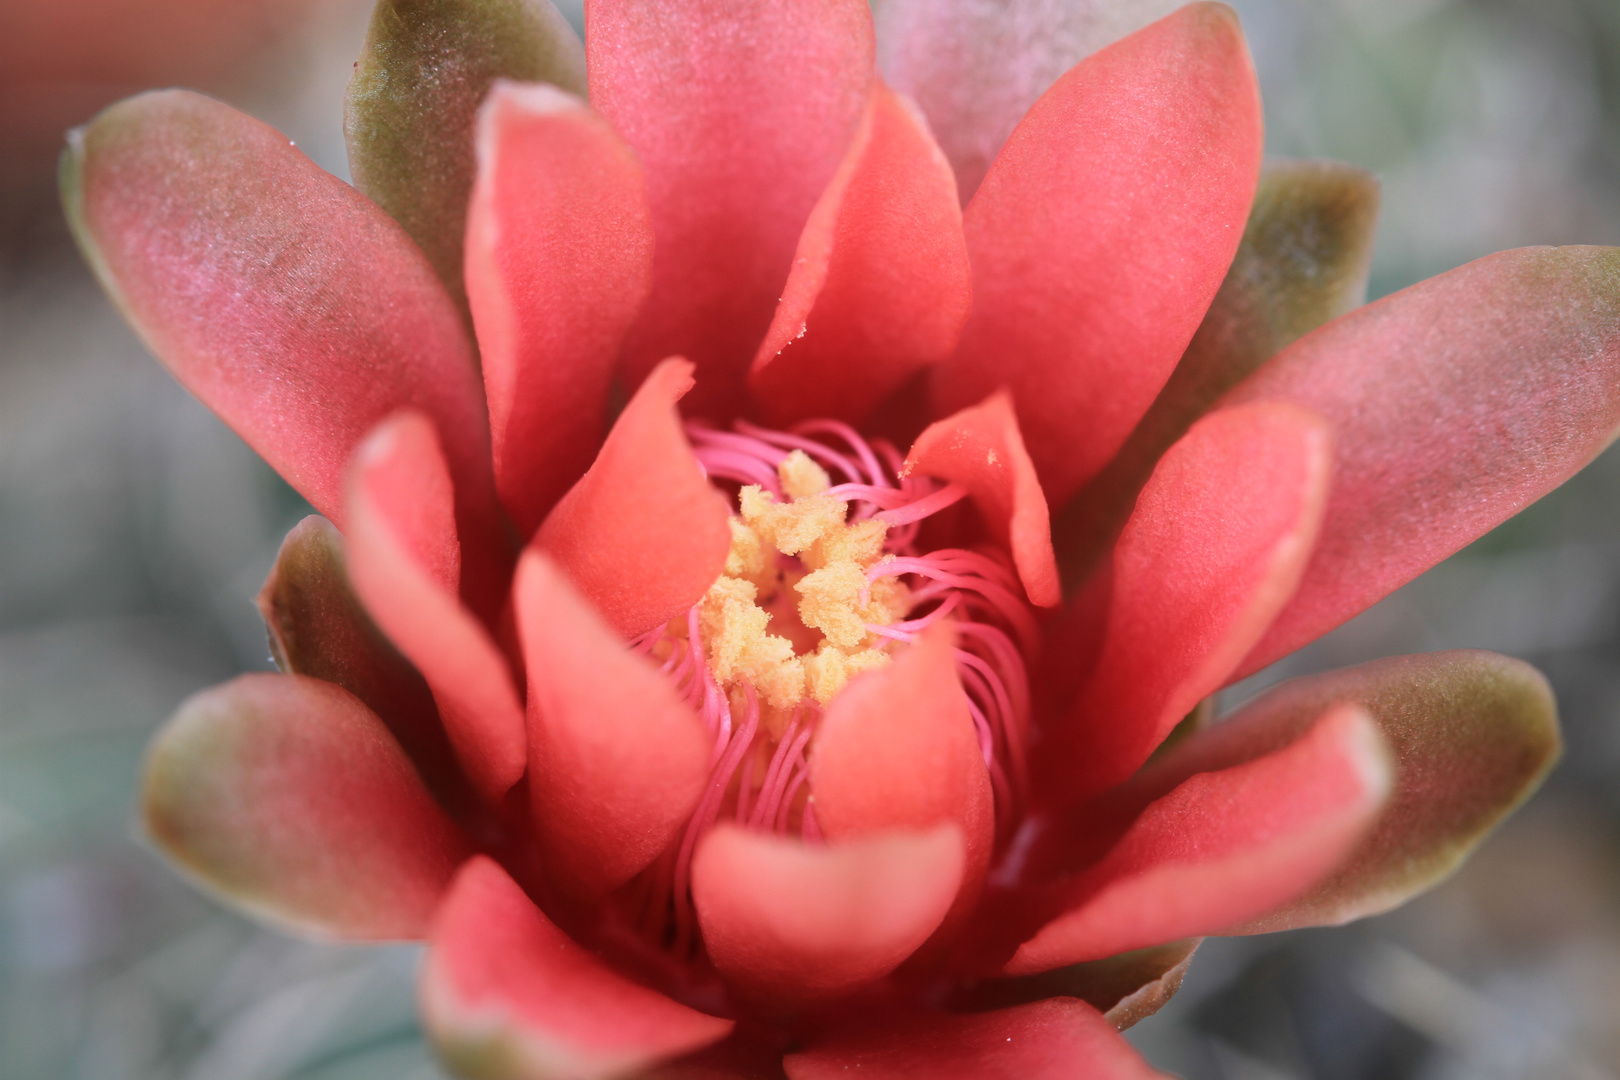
xmin=62 ymin=89 xmax=499 ymax=545
xmin=691 ymin=825 xmax=964 ymax=1006
xmin=1008 ymin=703 xmax=1391 ymax=975
xmin=514 ymin=550 xmax=711 ymax=897
xmin=422 ymin=856 xmax=733 ymax=1077
xmin=468 ymin=81 xmax=654 ymax=537
xmin=785 ymin=997 xmax=1168 ymax=1080
xmin=1226 ymin=245 xmax=1620 ymax=676
xmin=810 ymin=623 xmax=995 ymax=933
xmin=903 ymin=391 xmax=1060 ymax=607
xmin=932 ymin=3 xmax=1263 ymax=506
xmin=142 ymin=673 xmax=472 ymax=940
xmin=586 ymin=0 xmax=874 ymax=418
xmin=748 ymin=82 xmax=970 ymax=426
xmin=1046 ymin=402 xmax=1331 ymax=800
xmin=874 ymin=0 xmax=1184 ymax=202
xmin=535 ymin=358 xmax=731 ymax=638
xmin=1052 ymin=158 xmax=1381 ymax=584
xmin=347 ymin=413 xmax=526 ymax=802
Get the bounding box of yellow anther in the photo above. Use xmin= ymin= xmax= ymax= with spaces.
xmin=778 ymin=449 xmax=831 ymax=499
xmin=795 ymin=561 xmax=871 ymax=649
xmin=699 ymin=471 xmax=911 ymax=714
xmin=699 ymin=576 xmax=804 ymax=709
xmin=803 ymin=642 xmax=892 ymax=704
xmin=724 ymin=518 xmax=774 ymax=590
xmin=806 ymin=517 xmax=887 ymax=571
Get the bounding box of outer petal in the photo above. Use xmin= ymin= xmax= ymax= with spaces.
xmin=62 ymin=90 xmax=499 ymax=549
xmin=1008 ymin=704 xmax=1391 ymax=975
xmin=933 ymin=3 xmax=1263 ymax=506
xmin=347 ymin=413 xmax=526 ymax=802
xmin=256 ymin=515 xmax=467 ymax=808
xmin=810 ymin=623 xmax=995 ymax=940
xmin=535 ymin=359 xmax=731 ymax=638
xmin=1055 ymin=159 xmax=1380 ymax=581
xmin=952 ymin=940 xmax=1200 ymax=1031
xmin=903 ymin=391 xmax=1060 ymax=607
xmin=1045 ymin=403 xmax=1331 ymax=800
xmin=422 ymin=857 xmax=733 ymax=1080
xmin=747 ymin=82 xmax=970 ymax=427
xmin=1226 ymin=245 xmax=1620 ymax=675
xmin=1144 ymin=651 xmax=1561 ymax=933
xmin=874 ymin=0 xmax=1183 ymax=201
xmin=785 ymin=998 xmax=1168 ymax=1080
xmin=691 ymin=825 xmax=964 ymax=1007
xmin=469 ymin=82 xmax=654 ymax=536
xmin=586 ymin=0 xmax=874 ymax=417
xmin=141 ymin=673 xmax=472 ymax=940
xmin=514 ymin=551 xmax=710 ymax=897
xmin=345 ymin=0 xmax=585 ymax=314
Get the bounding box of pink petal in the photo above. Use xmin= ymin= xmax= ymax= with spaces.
xmin=62 ymin=90 xmax=500 ymax=551
xmin=691 ymin=825 xmax=964 ymax=1006
xmin=932 ymin=3 xmax=1263 ymax=506
xmin=535 ymin=358 xmax=731 ymax=638
xmin=785 ymin=997 xmax=1168 ymax=1080
xmin=1008 ymin=703 xmax=1391 ymax=975
xmin=747 ymin=82 xmax=970 ymax=427
xmin=874 ymin=0 xmax=1184 ymax=202
xmin=468 ymin=81 xmax=654 ymax=537
xmin=345 ymin=0 xmax=586 ymax=315
xmin=586 ymin=0 xmax=874 ymax=418
xmin=1141 ymin=651 xmax=1560 ymax=933
xmin=809 ymin=623 xmax=995 ymax=941
xmin=256 ymin=515 xmax=468 ymax=811
xmin=1225 ymin=245 xmax=1620 ymax=676
xmin=142 ymin=673 xmax=472 ymax=940
xmin=513 ymin=550 xmax=711 ymax=897
xmin=903 ymin=391 xmax=1060 ymax=607
xmin=1044 ymin=402 xmax=1332 ymax=800
xmin=1054 ymin=158 xmax=1381 ymax=583
xmin=346 ymin=413 xmax=526 ymax=803
xmin=422 ymin=856 xmax=733 ymax=1077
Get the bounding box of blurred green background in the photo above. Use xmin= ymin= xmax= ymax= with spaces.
xmin=2 ymin=0 xmax=1619 ymax=1077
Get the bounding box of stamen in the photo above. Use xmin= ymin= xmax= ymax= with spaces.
xmin=631 ymin=418 xmax=1039 ymax=958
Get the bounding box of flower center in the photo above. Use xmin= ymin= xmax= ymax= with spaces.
xmin=627 ymin=419 xmax=1036 ymax=956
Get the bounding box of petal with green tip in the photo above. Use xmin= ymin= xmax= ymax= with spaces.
xmin=1225 ymin=246 xmax=1620 ymax=676
xmin=1140 ymin=651 xmax=1562 ymax=932
xmin=345 ymin=0 xmax=585 ymax=315
xmin=950 ymin=939 xmax=1200 ymax=1031
xmin=62 ymin=90 xmax=498 ymax=553
xmin=257 ymin=515 xmax=469 ymax=811
xmin=142 ymin=673 xmax=473 ymax=940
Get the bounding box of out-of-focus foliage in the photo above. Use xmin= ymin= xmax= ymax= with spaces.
xmin=2 ymin=1 xmax=1620 ymax=1078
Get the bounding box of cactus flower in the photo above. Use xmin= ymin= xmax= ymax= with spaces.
xmin=60 ymin=0 xmax=1620 ymax=1076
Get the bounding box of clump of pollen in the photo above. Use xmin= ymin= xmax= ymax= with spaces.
xmin=697 ymin=450 xmax=908 ymax=722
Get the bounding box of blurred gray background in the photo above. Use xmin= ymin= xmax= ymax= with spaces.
xmin=2 ymin=0 xmax=1619 ymax=1077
